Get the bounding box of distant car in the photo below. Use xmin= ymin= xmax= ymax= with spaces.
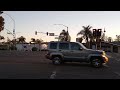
xmin=45 ymin=41 xmax=108 ymax=68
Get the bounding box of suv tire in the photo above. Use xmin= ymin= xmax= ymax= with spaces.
xmin=52 ymin=56 xmax=62 ymax=65
xmin=90 ymin=58 xmax=102 ymax=68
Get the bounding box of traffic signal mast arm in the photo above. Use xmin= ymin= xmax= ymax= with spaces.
xmin=35 ymin=31 xmax=58 ymax=36
xmin=35 ymin=31 xmax=49 ymax=35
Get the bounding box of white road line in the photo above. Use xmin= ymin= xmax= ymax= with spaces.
xmin=50 ymin=71 xmax=56 ymax=79
xmin=114 ymin=72 xmax=120 ymax=77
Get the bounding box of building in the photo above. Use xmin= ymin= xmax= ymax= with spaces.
xmin=16 ymin=43 xmax=48 ymax=51
xmin=91 ymin=41 xmax=120 ymax=53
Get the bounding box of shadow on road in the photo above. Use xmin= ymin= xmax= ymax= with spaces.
xmin=49 ymin=62 xmax=108 ymax=69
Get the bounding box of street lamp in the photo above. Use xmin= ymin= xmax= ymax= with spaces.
xmin=0 ymin=11 xmax=16 ymax=50
xmin=54 ymin=24 xmax=71 ymax=41
xmin=54 ymin=24 xmax=68 ymax=32
xmin=0 ymin=11 xmax=16 ymax=40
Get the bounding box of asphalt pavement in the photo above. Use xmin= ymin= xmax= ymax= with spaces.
xmin=0 ymin=51 xmax=120 ymax=79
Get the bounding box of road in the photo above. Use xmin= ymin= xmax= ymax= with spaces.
xmin=0 ymin=51 xmax=120 ymax=79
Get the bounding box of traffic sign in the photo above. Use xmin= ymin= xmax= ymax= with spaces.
xmin=49 ymin=33 xmax=54 ymax=36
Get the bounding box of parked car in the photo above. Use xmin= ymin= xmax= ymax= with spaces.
xmin=45 ymin=41 xmax=108 ymax=68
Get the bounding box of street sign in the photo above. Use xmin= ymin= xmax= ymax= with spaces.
xmin=49 ymin=33 xmax=54 ymax=36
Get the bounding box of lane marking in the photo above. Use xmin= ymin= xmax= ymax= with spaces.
xmin=50 ymin=71 xmax=56 ymax=79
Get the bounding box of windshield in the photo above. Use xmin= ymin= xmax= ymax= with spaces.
xmin=78 ymin=43 xmax=87 ymax=49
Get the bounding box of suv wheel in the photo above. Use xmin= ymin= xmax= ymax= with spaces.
xmin=52 ymin=56 xmax=62 ymax=65
xmin=91 ymin=58 xmax=102 ymax=68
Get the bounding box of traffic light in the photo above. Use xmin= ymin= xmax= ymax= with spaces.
xmin=93 ymin=29 xmax=97 ymax=37
xmin=97 ymin=29 xmax=102 ymax=37
xmin=0 ymin=16 xmax=4 ymax=32
xmin=46 ymin=32 xmax=49 ymax=36
xmin=35 ymin=31 xmax=37 ymax=35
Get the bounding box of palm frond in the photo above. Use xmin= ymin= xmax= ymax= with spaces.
xmin=77 ymin=30 xmax=85 ymax=36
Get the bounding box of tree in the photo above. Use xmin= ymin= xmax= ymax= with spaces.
xmin=115 ymin=35 xmax=120 ymax=42
xmin=6 ymin=37 xmax=11 ymax=44
xmin=0 ymin=16 xmax=5 ymax=32
xmin=30 ymin=38 xmax=43 ymax=44
xmin=17 ymin=36 xmax=26 ymax=43
xmin=0 ymin=35 xmax=4 ymax=40
xmin=77 ymin=25 xmax=92 ymax=48
xmin=11 ymin=39 xmax=17 ymax=44
xmin=35 ymin=39 xmax=43 ymax=44
xmin=108 ymin=37 xmax=113 ymax=42
xmin=76 ymin=37 xmax=83 ymax=43
xmin=59 ymin=29 xmax=71 ymax=42
xmin=30 ymin=38 xmax=36 ymax=43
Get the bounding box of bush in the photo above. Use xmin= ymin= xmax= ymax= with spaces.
xmin=32 ymin=47 xmax=38 ymax=51
xmin=9 ymin=46 xmax=17 ymax=50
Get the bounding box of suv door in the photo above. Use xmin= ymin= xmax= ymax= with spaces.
xmin=69 ymin=42 xmax=88 ymax=61
xmin=58 ymin=42 xmax=71 ymax=60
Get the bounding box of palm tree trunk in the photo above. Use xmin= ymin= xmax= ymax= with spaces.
xmin=86 ymin=37 xmax=89 ymax=48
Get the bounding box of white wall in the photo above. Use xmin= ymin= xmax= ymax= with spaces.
xmin=16 ymin=43 xmax=41 ymax=51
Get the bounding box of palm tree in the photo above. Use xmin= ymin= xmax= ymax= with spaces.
xmin=11 ymin=39 xmax=16 ymax=44
xmin=77 ymin=25 xmax=92 ymax=48
xmin=6 ymin=37 xmax=11 ymax=44
xmin=0 ymin=16 xmax=5 ymax=32
xmin=17 ymin=36 xmax=26 ymax=44
xmin=0 ymin=35 xmax=5 ymax=40
xmin=108 ymin=37 xmax=113 ymax=42
xmin=35 ymin=39 xmax=43 ymax=44
xmin=115 ymin=35 xmax=120 ymax=42
xmin=76 ymin=37 xmax=83 ymax=43
xmin=30 ymin=38 xmax=36 ymax=43
xmin=35 ymin=39 xmax=43 ymax=51
xmin=59 ymin=30 xmax=71 ymax=42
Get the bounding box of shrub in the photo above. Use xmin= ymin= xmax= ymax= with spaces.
xmin=32 ymin=47 xmax=38 ymax=51
xmin=9 ymin=46 xmax=17 ymax=50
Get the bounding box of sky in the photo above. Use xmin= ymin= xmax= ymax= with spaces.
xmin=1 ymin=11 xmax=120 ymax=42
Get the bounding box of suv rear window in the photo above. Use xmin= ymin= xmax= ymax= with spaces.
xmin=59 ymin=43 xmax=69 ymax=50
xmin=50 ymin=43 xmax=57 ymax=49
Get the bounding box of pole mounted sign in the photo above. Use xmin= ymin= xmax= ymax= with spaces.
xmin=49 ymin=33 xmax=54 ymax=36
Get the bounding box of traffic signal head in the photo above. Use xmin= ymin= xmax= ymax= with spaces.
xmin=0 ymin=16 xmax=4 ymax=32
xmin=97 ymin=29 xmax=102 ymax=37
xmin=46 ymin=32 xmax=49 ymax=36
xmin=35 ymin=31 xmax=37 ymax=35
xmin=93 ymin=29 xmax=97 ymax=37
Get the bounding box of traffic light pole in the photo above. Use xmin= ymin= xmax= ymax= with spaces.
xmin=54 ymin=24 xmax=70 ymax=41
